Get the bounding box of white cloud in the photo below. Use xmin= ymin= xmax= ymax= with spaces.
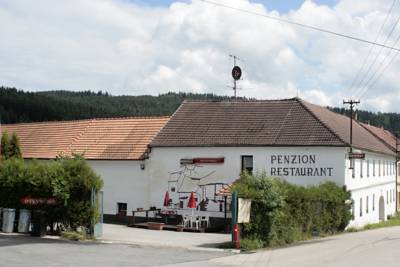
xmin=0 ymin=0 xmax=399 ymax=112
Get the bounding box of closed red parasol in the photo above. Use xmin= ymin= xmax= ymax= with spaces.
xmin=187 ymin=191 xmax=196 ymax=209
xmin=164 ymin=191 xmax=170 ymax=207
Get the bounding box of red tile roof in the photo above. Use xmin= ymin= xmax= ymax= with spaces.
xmin=151 ymin=98 xmax=395 ymax=156
xmin=360 ymin=122 xmax=399 ymax=153
xmin=2 ymin=117 xmax=169 ymax=160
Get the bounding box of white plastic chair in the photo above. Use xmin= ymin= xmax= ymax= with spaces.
xmin=182 ymin=214 xmax=190 ymax=228
xmin=200 ymin=215 xmax=210 ymax=228
xmin=190 ymin=215 xmax=200 ymax=229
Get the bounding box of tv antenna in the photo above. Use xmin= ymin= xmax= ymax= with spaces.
xmin=229 ymin=54 xmax=243 ymax=98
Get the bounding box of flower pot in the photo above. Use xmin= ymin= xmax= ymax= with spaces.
xmin=148 ymin=222 xmax=164 ymax=230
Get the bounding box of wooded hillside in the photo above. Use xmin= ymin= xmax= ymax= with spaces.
xmin=1 ymin=86 xmax=399 ymax=135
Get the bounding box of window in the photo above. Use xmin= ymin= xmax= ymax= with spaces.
xmin=360 ymin=198 xmax=363 ymax=217
xmin=241 ymin=155 xmax=253 ymax=174
xmin=379 ymin=160 xmax=381 ymax=176
xmin=373 ymin=160 xmax=376 ymax=177
xmin=383 ymin=161 xmax=385 ymax=176
xmin=360 ymin=160 xmax=363 ymax=178
xmin=373 ymin=194 xmax=375 ymax=211
xmin=367 ymin=160 xmax=370 ymax=177
xmin=117 ymin=202 xmax=127 ymax=216
xmin=351 ymin=199 xmax=355 ymax=220
xmin=366 ymin=196 xmax=369 ymax=213
xmin=351 ymin=159 xmax=355 ymax=178
xmin=387 ymin=191 xmax=389 ymax=204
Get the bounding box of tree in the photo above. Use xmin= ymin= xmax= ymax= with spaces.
xmin=9 ymin=132 xmax=22 ymax=159
xmin=1 ymin=131 xmax=10 ymax=160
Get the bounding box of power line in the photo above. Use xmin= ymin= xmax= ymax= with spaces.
xmin=200 ymin=0 xmax=400 ymax=52
xmin=348 ymin=0 xmax=397 ymax=98
xmin=356 ymin=34 xmax=400 ymax=99
xmin=352 ymin=2 xmax=400 ymax=98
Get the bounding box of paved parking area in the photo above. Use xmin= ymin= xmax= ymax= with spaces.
xmin=0 ymin=234 xmax=232 ymax=267
xmin=101 ymin=223 xmax=231 ymax=249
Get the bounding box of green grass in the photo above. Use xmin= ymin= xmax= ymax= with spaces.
xmin=363 ymin=215 xmax=400 ymax=230
xmin=345 ymin=215 xmax=400 ymax=233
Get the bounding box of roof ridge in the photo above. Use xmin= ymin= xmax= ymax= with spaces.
xmin=182 ymin=98 xmax=298 ymax=103
xmin=2 ymin=116 xmax=170 ymax=126
xmin=297 ymin=98 xmax=348 ymax=145
xmin=272 ymin=101 xmax=297 ymax=144
xmin=65 ymin=119 xmax=94 ymax=156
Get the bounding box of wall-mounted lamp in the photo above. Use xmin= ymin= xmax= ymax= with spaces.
xmin=140 ymin=163 xmax=145 ymax=170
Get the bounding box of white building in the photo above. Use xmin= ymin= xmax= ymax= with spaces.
xmin=2 ymin=117 xmax=169 ymax=223
xmin=2 ymin=98 xmax=398 ymax=228
xmin=148 ymin=98 xmax=397 ymax=228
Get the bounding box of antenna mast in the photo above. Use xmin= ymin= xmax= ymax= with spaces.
xmin=229 ymin=54 xmax=242 ymax=98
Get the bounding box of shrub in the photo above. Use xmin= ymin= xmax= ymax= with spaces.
xmin=0 ymin=155 xmax=103 ymax=232
xmin=240 ymin=238 xmax=264 ymax=251
xmin=233 ymin=172 xmax=351 ymax=247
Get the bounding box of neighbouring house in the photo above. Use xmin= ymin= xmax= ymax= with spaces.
xmin=1 ymin=98 xmax=397 ymax=228
xmin=360 ymin=122 xmax=400 ymax=212
xmin=2 ymin=117 xmax=169 ymax=222
xmin=148 ymin=98 xmax=397 ymax=228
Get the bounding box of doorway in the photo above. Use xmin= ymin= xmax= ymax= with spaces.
xmin=379 ymin=196 xmax=385 ymax=221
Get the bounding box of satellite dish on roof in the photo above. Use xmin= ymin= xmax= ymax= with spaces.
xmin=232 ymin=66 xmax=242 ymax=80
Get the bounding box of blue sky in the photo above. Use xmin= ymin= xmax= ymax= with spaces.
xmin=130 ymin=0 xmax=339 ymax=13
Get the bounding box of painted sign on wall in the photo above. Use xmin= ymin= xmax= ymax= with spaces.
xmin=269 ymin=154 xmax=334 ymax=177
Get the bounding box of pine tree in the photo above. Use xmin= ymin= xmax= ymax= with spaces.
xmin=9 ymin=132 xmax=22 ymax=159
xmin=1 ymin=131 xmax=10 ymax=160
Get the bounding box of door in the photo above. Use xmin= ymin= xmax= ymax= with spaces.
xmin=379 ymin=196 xmax=385 ymax=221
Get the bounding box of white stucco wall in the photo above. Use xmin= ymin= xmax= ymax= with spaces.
xmin=147 ymin=146 xmax=347 ymax=210
xmin=88 ymin=160 xmax=149 ymax=215
xmin=345 ymin=149 xmax=397 ymax=227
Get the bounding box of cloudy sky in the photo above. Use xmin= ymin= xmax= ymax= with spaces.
xmin=1 ymin=0 xmax=400 ymax=112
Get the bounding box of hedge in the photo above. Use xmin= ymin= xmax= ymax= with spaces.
xmin=0 ymin=155 xmax=103 ymax=231
xmin=233 ymin=172 xmax=351 ymax=247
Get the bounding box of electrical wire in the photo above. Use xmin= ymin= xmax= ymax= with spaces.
xmin=347 ymin=0 xmax=397 ymax=99
xmin=352 ymin=2 xmax=400 ymax=98
xmin=356 ymin=32 xmax=400 ymax=99
xmin=199 ymin=0 xmax=400 ymax=52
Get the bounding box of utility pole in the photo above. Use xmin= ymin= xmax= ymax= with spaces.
xmin=343 ymin=100 xmax=360 ymax=170
xmin=343 ymin=100 xmax=360 ymax=152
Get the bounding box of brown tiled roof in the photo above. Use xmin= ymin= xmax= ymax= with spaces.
xmin=151 ymin=98 xmax=395 ymax=156
xmin=2 ymin=117 xmax=169 ymax=160
xmin=360 ymin=122 xmax=399 ymax=153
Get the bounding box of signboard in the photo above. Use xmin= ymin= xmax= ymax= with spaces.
xmin=237 ymin=198 xmax=251 ymax=223
xmin=180 ymin=157 xmax=225 ymax=165
xmin=348 ymin=153 xmax=365 ymax=159
xmin=20 ymin=196 xmax=57 ymax=206
xmin=269 ymin=154 xmax=334 ymax=177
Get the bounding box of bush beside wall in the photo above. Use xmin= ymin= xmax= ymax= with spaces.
xmin=0 ymin=155 xmax=103 ymax=231
xmin=233 ymin=172 xmax=351 ymax=247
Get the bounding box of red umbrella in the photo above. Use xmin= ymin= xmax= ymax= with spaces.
xmin=164 ymin=191 xmax=170 ymax=207
xmin=187 ymin=191 xmax=196 ymax=209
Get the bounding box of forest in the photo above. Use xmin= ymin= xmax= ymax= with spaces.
xmin=1 ymin=86 xmax=399 ymax=135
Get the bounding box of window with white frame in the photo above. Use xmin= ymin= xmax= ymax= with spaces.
xmin=367 ymin=160 xmax=370 ymax=177
xmin=351 ymin=159 xmax=355 ymax=178
xmin=379 ymin=160 xmax=381 ymax=176
xmin=387 ymin=191 xmax=389 ymax=204
xmin=366 ymin=196 xmax=369 ymax=213
xmin=360 ymin=160 xmax=363 ymax=178
xmin=360 ymin=198 xmax=363 ymax=217
xmin=373 ymin=160 xmax=376 ymax=176
xmin=383 ymin=161 xmax=386 ymax=176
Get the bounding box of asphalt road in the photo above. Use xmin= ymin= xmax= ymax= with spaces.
xmin=2 ymin=226 xmax=400 ymax=267
xmin=0 ymin=235 xmax=231 ymax=267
